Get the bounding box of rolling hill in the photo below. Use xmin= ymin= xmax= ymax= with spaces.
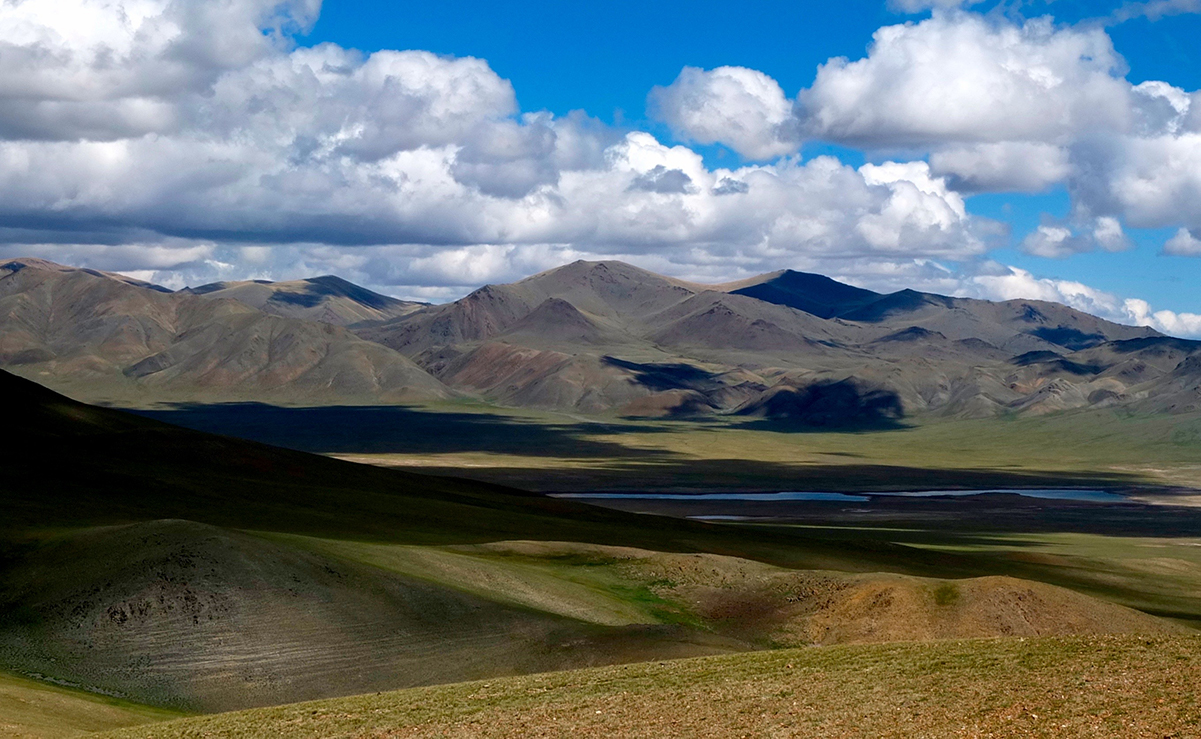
xmin=1 ymin=369 xmax=1187 ymax=720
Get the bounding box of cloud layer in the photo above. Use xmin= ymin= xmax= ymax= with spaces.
xmin=1 ymin=0 xmax=1199 ymax=335
xmin=651 ymin=11 xmax=1201 ymax=260
xmin=0 ymin=0 xmax=988 ymax=279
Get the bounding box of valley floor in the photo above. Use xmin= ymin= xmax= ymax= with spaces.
xmin=101 ymin=634 xmax=1201 ymax=738
xmin=131 ymin=401 xmax=1201 ymax=494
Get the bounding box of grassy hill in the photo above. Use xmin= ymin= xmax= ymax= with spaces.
xmin=100 ymin=634 xmax=1201 ymax=738
xmin=4 ymin=368 xmax=1201 ymax=734
xmin=0 ymin=672 xmax=177 ymax=739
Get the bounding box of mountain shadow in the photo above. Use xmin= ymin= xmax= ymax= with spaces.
xmin=601 ymin=356 xmax=722 ymax=392
xmin=129 ymin=402 xmax=673 ymax=458
xmin=734 ymin=379 xmax=906 ymax=430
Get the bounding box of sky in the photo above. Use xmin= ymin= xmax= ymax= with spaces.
xmin=3 ymin=0 xmax=1201 ymax=335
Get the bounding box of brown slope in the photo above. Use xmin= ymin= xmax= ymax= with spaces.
xmin=495 ymin=297 xmax=631 ymax=348
xmin=350 ymin=260 xmax=1190 ymax=419
xmin=357 ymin=282 xmax=536 ymax=357
xmin=645 ymin=290 xmax=856 ymax=357
xmin=844 ymin=290 xmax=1158 ymax=353
xmin=0 ymin=259 xmax=448 ymax=404
xmin=357 ymin=260 xmax=699 ymax=357
xmin=181 ymin=276 xmax=424 ymax=327
xmin=434 ymin=343 xmax=650 ymax=413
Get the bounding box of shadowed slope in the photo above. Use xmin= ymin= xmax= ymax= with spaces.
xmin=0 ymin=368 xmax=735 ymax=546
xmin=731 ymin=269 xmax=881 ymax=318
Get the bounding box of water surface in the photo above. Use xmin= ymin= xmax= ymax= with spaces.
xmin=554 ymin=488 xmax=1125 ymax=503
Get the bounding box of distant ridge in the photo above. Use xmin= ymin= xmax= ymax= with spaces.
xmin=356 ymin=259 xmax=1185 ymax=420
xmin=0 ymin=258 xmax=449 ymax=404
xmin=2 ymin=257 xmax=1197 ymax=420
xmin=182 ymin=275 xmax=424 ymax=326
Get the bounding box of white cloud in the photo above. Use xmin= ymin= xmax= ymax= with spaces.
xmin=0 ymin=0 xmax=990 ymax=286
xmin=965 ymin=264 xmax=1201 ymax=337
xmin=796 ymin=15 xmax=1130 ymax=148
xmin=1019 ymin=217 xmax=1132 ymax=258
xmin=648 ymin=66 xmax=798 ymax=160
xmin=1092 ymin=216 xmax=1131 ymax=252
xmin=0 ymin=0 xmax=320 ymax=140
xmin=1164 ymin=227 xmax=1201 ymax=256
xmin=1123 ymin=298 xmax=1201 ymax=336
xmin=1 ymin=0 xmax=1198 ymax=334
xmin=1087 ymin=133 xmax=1201 ymax=231
xmin=929 ymin=142 xmax=1070 ymax=193
xmin=1021 ymin=224 xmax=1086 ymax=258
xmin=1110 ymin=0 xmax=1201 ymax=23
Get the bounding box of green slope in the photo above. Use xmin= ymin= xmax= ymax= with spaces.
xmin=0 ymin=671 xmax=178 ymax=738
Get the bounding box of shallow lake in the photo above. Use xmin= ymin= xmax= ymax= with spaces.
xmin=553 ymin=488 xmax=1127 ymax=503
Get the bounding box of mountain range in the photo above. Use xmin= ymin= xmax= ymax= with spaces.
xmin=3 ymin=256 xmax=1199 ymax=421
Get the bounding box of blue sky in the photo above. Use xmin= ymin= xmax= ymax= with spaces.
xmin=307 ymin=0 xmax=1201 ymax=314
xmin=2 ymin=0 xmax=1201 ymax=334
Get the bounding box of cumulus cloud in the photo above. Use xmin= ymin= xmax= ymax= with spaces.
xmin=1123 ymin=298 xmax=1201 ymax=336
xmin=1164 ymin=227 xmax=1201 ymax=256
xmin=2 ymin=0 xmax=1198 ymax=334
xmin=796 ymin=15 xmax=1130 ymax=148
xmin=1019 ymin=217 xmax=1131 ymax=258
xmin=0 ymin=0 xmax=993 ymax=291
xmin=929 ymin=142 xmax=1071 ymax=193
xmin=0 ymin=0 xmax=320 ymax=140
xmin=965 ymin=264 xmax=1201 ymax=337
xmin=648 ymin=66 xmax=799 ymax=160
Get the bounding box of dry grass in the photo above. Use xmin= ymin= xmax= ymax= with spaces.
xmin=0 ymin=672 xmax=178 ymax=739
xmin=103 ymin=635 xmax=1201 ymax=738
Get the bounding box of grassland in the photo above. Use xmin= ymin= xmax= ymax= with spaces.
xmin=101 ymin=634 xmax=1201 ymax=738
xmin=135 ymin=400 xmax=1201 ymax=493
xmin=0 ymin=671 xmax=179 ymax=738
xmin=10 ymin=372 xmax=1201 ymax=736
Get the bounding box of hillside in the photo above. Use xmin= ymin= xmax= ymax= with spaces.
xmin=181 ymin=276 xmax=424 ymax=327
xmin=357 ymin=260 xmax=1190 ymax=420
xmin=0 ymin=671 xmax=177 ymax=739
xmin=0 ymin=259 xmax=448 ymax=404
xmin=3 ymin=257 xmax=1196 ymax=419
xmin=99 ymin=635 xmax=1201 ymax=738
xmin=2 ymin=370 xmax=1189 ymax=719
